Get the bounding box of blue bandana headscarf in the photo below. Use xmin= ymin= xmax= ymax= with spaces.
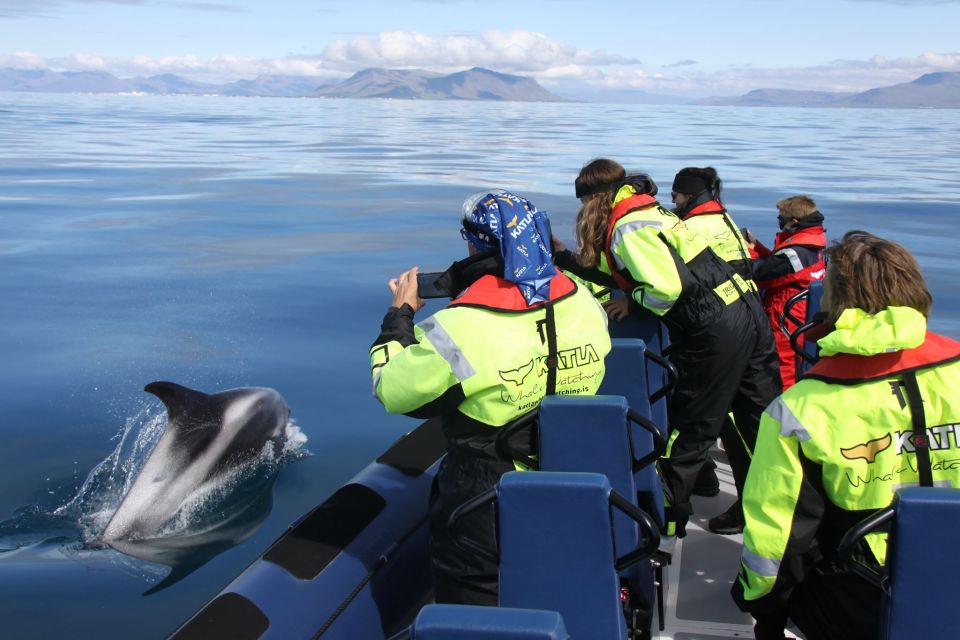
xmin=461 ymin=190 xmax=558 ymax=305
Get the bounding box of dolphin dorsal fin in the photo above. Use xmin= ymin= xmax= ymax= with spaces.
xmin=144 ymin=381 xmax=213 ymax=426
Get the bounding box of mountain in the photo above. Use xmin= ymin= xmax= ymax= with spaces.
xmin=126 ymin=74 xmax=220 ymax=95
xmin=0 ymin=68 xmax=129 ymax=93
xmin=697 ymin=72 xmax=960 ymax=108
xmin=0 ymin=66 xmax=564 ymax=102
xmin=311 ymin=68 xmax=444 ymax=99
xmin=839 ymin=71 xmax=960 ymax=108
xmin=0 ymin=68 xmax=219 ymax=94
xmin=313 ymin=67 xmax=565 ymax=101
xmin=219 ymin=74 xmax=336 ymax=97
xmin=696 ymin=88 xmax=853 ymax=107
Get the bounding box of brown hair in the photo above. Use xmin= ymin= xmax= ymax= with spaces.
xmin=821 ymin=230 xmax=932 ymax=322
xmin=776 ymin=195 xmax=818 ymax=220
xmin=573 ymin=158 xmax=625 ymax=267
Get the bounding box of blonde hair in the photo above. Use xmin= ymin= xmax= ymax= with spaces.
xmin=821 ymin=230 xmax=932 ymax=322
xmin=776 ymin=195 xmax=819 ymax=220
xmin=573 ymin=158 xmax=625 ymax=267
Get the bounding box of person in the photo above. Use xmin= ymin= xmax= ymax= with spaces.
xmin=732 ymin=230 xmax=960 ymax=640
xmin=555 ymin=158 xmax=780 ymax=538
xmin=745 ymin=195 xmax=827 ymax=389
xmin=671 ymin=166 xmax=755 ymax=284
xmin=671 ymin=166 xmax=759 ymax=504
xmin=369 ymin=189 xmax=611 ymax=605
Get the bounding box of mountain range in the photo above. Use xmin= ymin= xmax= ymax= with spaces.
xmin=0 ymin=66 xmax=564 ymax=102
xmin=1 ymin=66 xmax=958 ymax=108
xmin=694 ymin=72 xmax=960 ymax=108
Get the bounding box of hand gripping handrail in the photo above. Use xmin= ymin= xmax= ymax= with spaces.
xmin=837 ymin=506 xmax=895 ymax=591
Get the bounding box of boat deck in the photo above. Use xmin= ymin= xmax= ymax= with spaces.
xmin=658 ymin=451 xmax=803 ymax=639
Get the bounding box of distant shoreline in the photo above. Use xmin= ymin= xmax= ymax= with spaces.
xmin=2 ymin=67 xmax=959 ymax=109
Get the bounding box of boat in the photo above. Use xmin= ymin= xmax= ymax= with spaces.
xmin=166 ymin=282 xmax=946 ymax=640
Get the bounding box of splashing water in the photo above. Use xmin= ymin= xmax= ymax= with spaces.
xmin=1 ymin=398 xmax=309 ymax=552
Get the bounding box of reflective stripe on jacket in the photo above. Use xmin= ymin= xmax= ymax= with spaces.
xmin=600 ymin=185 xmax=749 ymax=330
xmin=734 ymin=306 xmax=960 ymax=615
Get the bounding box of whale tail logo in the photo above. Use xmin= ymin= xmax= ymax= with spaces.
xmin=499 ymin=360 xmax=534 ymax=387
xmin=841 ymin=433 xmax=892 ymax=463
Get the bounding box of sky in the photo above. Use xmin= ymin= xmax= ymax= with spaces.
xmin=1 ymin=0 xmax=959 ymax=97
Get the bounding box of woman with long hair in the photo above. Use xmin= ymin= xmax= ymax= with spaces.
xmin=557 ymin=158 xmax=780 ymax=537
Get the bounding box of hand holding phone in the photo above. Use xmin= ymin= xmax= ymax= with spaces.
xmin=389 ymin=267 xmax=425 ymax=311
xmin=416 ymin=271 xmax=449 ymax=299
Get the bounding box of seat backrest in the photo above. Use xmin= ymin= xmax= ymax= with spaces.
xmin=410 ymin=604 xmax=568 ymax=640
xmin=538 ymin=395 xmax=637 ymax=557
xmin=497 ymin=471 xmax=626 ymax=640
xmin=596 ymin=340 xmax=666 ymax=526
xmin=606 ymin=314 xmax=671 ymax=432
xmin=884 ymin=486 xmax=960 ymax=639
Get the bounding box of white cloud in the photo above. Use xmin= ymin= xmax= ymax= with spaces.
xmin=1 ymin=51 xmax=340 ymax=81
xmin=545 ymin=50 xmax=960 ymax=97
xmin=319 ymin=29 xmax=638 ymax=74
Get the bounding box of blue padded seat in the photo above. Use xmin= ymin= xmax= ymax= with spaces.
xmin=597 ymin=339 xmax=667 ymax=527
xmin=538 ymin=395 xmax=641 ymax=557
xmin=883 ymin=487 xmax=960 ymax=639
xmin=410 ymin=604 xmax=568 ymax=640
xmin=496 ymin=471 xmax=628 ymax=640
xmin=538 ymin=394 xmax=660 ymax=634
xmin=606 ymin=306 xmax=671 ymax=430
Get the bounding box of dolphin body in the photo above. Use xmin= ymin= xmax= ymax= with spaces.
xmin=101 ymin=381 xmax=290 ymax=541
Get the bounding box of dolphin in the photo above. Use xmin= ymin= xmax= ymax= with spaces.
xmin=100 ymin=381 xmax=290 ymax=541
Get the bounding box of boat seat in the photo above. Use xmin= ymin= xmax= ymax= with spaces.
xmin=607 ymin=305 xmax=672 ymax=432
xmin=404 ymin=604 xmax=568 ymax=639
xmin=450 ymin=471 xmax=660 ymax=640
xmin=840 ymin=486 xmax=960 ymax=640
xmin=598 ymin=339 xmax=670 ymax=527
xmin=783 ymin=279 xmax=825 ymax=378
xmin=537 ymin=394 xmax=662 ymax=636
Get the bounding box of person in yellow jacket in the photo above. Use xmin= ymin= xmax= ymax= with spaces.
xmin=670 ymin=165 xmax=762 ymax=527
xmin=733 ymin=230 xmax=960 ymax=640
xmin=671 ymin=166 xmax=755 ymax=286
xmin=370 ymin=190 xmax=611 ymax=606
xmin=554 ymin=158 xmax=780 ymax=538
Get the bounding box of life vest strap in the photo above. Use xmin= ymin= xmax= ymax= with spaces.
xmin=902 ymin=371 xmax=933 ymax=487
xmin=544 ymin=301 xmax=558 ymax=396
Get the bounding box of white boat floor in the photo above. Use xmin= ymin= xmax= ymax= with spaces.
xmin=655 ymin=453 xmax=804 ymax=640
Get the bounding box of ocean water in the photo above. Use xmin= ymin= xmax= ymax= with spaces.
xmin=0 ymin=92 xmax=958 ymax=638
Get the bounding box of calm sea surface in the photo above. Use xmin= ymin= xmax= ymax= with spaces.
xmin=1 ymin=92 xmax=958 ymax=638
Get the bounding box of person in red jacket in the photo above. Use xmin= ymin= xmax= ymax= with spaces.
xmin=745 ymin=195 xmax=826 ymax=389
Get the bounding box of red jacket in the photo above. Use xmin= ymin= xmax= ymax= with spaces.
xmin=753 ymin=225 xmax=827 ymax=388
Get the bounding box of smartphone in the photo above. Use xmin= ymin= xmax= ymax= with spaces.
xmin=416 ymin=271 xmax=449 ymax=299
